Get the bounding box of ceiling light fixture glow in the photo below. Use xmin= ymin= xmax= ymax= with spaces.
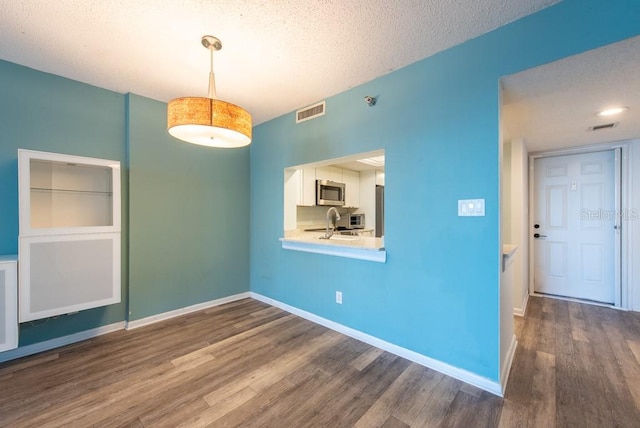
xmin=357 ymin=156 xmax=385 ymax=167
xmin=167 ymin=36 xmax=252 ymax=148
xmin=597 ymin=106 xmax=629 ymax=117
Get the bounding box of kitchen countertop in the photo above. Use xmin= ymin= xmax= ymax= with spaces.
xmin=502 ymin=244 xmax=518 ymax=271
xmin=280 ymin=230 xmax=386 ymax=262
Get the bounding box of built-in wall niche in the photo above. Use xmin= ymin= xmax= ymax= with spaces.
xmin=29 ymin=159 xmax=114 ymax=229
xmin=283 ymin=149 xmax=385 ymax=236
xmin=18 ymin=150 xmax=121 ymax=322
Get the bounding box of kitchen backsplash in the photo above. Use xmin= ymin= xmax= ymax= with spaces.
xmin=296 ymin=206 xmax=359 ymax=229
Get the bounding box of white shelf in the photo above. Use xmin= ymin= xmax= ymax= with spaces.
xmin=19 ymin=150 xmax=121 ymax=236
xmin=0 ymin=256 xmax=18 ymax=352
xmin=18 ymin=150 xmax=121 ymax=322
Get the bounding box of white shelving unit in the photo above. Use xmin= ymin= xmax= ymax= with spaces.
xmin=18 ymin=150 xmax=121 ymax=322
xmin=0 ymin=255 xmax=18 ymax=352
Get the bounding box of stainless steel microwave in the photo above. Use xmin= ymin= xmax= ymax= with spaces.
xmin=337 ymin=213 xmax=365 ymax=229
xmin=316 ymin=180 xmax=345 ymax=206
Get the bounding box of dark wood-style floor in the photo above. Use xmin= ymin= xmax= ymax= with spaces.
xmin=1 ymin=297 xmax=639 ymax=427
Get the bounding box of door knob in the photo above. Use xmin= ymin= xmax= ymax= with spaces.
xmin=533 ymin=233 xmax=547 ymax=238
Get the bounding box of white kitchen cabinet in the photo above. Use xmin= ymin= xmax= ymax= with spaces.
xmin=0 ymin=256 xmax=18 ymax=352
xmin=298 ymin=168 xmax=316 ymax=206
xmin=18 ymin=150 xmax=121 ymax=322
xmin=375 ymin=169 xmax=385 ymax=186
xmin=316 ymin=166 xmax=343 ymax=183
xmin=342 ymin=169 xmax=360 ymax=208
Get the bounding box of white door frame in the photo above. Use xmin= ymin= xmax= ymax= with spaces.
xmin=528 ymin=141 xmax=631 ymax=309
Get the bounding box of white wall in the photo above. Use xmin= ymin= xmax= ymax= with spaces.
xmin=502 ymin=139 xmax=529 ymax=316
xmin=630 ymin=141 xmax=640 ymax=311
xmin=502 ymin=142 xmax=512 ymax=241
xmin=509 ymin=139 xmax=529 ymax=316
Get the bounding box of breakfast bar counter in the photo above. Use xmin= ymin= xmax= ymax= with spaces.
xmin=280 ymin=230 xmax=386 ymax=263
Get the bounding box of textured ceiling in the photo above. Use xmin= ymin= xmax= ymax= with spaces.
xmin=502 ymin=35 xmax=640 ymax=153
xmin=0 ymin=0 xmax=559 ymax=126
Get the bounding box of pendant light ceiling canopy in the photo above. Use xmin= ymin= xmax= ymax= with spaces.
xmin=167 ymin=36 xmax=252 ymax=148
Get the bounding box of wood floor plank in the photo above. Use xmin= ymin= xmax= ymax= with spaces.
xmin=139 ymin=396 xmax=210 ymax=427
xmin=222 ymin=367 xmax=333 ymax=426
xmin=202 ymin=329 xmax=344 ymax=406
xmin=553 ymin=299 xmax=586 ymax=427
xmin=580 ymin=305 xmax=640 ymax=426
xmin=568 ymin=300 xmax=590 ymax=343
xmin=3 ymin=295 xmax=640 ymax=427
xmin=627 ymin=339 xmax=640 ymax=365
xmin=497 ymin=399 xmax=528 ymax=428
xmin=600 ymin=321 xmax=640 ymax=414
xmin=410 ymin=375 xmax=463 ymax=427
xmin=503 ymin=297 xmax=542 ymax=405
xmin=526 ymin=351 xmax=555 ymax=428
xmin=391 ymin=367 xmax=445 ymax=424
xmin=535 ymin=297 xmax=557 ymax=355
xmin=380 ymin=415 xmax=410 ymax=428
xmin=177 ymin=387 xmax=259 ymax=428
xmin=304 ymin=352 xmax=411 ymax=427
xmin=440 ymin=390 xmax=503 ymax=428
xmin=354 ymin=363 xmax=425 ymax=427
xmin=350 ymin=346 xmax=385 ymax=371
xmin=0 ymin=352 xmax=59 ymax=376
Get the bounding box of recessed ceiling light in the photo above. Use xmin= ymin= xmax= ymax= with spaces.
xmin=597 ymin=107 xmax=629 ymax=116
xmin=357 ymin=156 xmax=385 ymax=167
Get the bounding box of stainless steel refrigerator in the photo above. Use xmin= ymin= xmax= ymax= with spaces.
xmin=375 ymin=185 xmax=384 ymax=238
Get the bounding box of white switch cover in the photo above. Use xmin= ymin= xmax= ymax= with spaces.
xmin=336 ymin=291 xmax=343 ymax=304
xmin=458 ymin=199 xmax=485 ymax=216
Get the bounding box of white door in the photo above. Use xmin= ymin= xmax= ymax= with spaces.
xmin=533 ymin=150 xmax=618 ymax=304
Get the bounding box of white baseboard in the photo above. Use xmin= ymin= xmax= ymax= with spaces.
xmin=500 ymin=334 xmax=518 ymax=393
xmin=126 ymin=292 xmax=250 ymax=330
xmin=0 ymin=321 xmax=126 ymax=363
xmin=513 ymin=293 xmax=529 ymax=317
xmin=0 ymin=292 xmax=251 ymax=364
xmin=250 ymin=292 xmax=504 ymax=396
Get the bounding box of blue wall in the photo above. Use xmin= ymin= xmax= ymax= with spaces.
xmin=127 ymin=94 xmax=250 ymax=320
xmin=250 ymin=0 xmax=640 ymax=381
xmin=0 ymin=61 xmax=128 ymax=344
xmin=0 ymin=65 xmax=250 ymax=348
xmin=1 ymin=0 xmax=638 ymax=381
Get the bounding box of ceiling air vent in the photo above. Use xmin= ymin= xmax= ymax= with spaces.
xmin=296 ymin=101 xmax=326 ymax=123
xmin=588 ymin=122 xmax=618 ymax=131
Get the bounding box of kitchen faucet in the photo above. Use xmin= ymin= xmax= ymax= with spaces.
xmin=320 ymin=207 xmax=341 ymax=239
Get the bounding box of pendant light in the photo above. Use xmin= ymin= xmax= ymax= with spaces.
xmin=167 ymin=35 xmax=252 ymax=148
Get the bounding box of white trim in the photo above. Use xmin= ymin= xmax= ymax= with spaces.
xmin=500 ymin=334 xmax=518 ymax=393
xmin=250 ymin=292 xmax=504 ymax=396
xmin=528 ymin=139 xmax=630 ymax=158
xmin=513 ymin=293 xmax=529 ymax=317
xmin=125 ymin=292 xmax=250 ymax=330
xmin=0 ymin=321 xmax=125 ymax=363
xmin=18 ymin=149 xmax=122 ymax=237
xmin=280 ymin=239 xmax=386 ymax=263
xmin=530 ymin=291 xmax=626 ymax=310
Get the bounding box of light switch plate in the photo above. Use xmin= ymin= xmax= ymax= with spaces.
xmin=458 ymin=199 xmax=485 ymax=216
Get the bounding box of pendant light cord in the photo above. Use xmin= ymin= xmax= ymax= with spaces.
xmin=208 ymin=46 xmax=217 ymax=100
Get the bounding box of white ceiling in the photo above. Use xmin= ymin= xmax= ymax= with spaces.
xmin=502 ymin=35 xmax=640 ymax=153
xmin=0 ymin=0 xmax=559 ymax=126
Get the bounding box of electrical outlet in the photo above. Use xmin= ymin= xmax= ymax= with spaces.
xmin=336 ymin=291 xmax=343 ymax=304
